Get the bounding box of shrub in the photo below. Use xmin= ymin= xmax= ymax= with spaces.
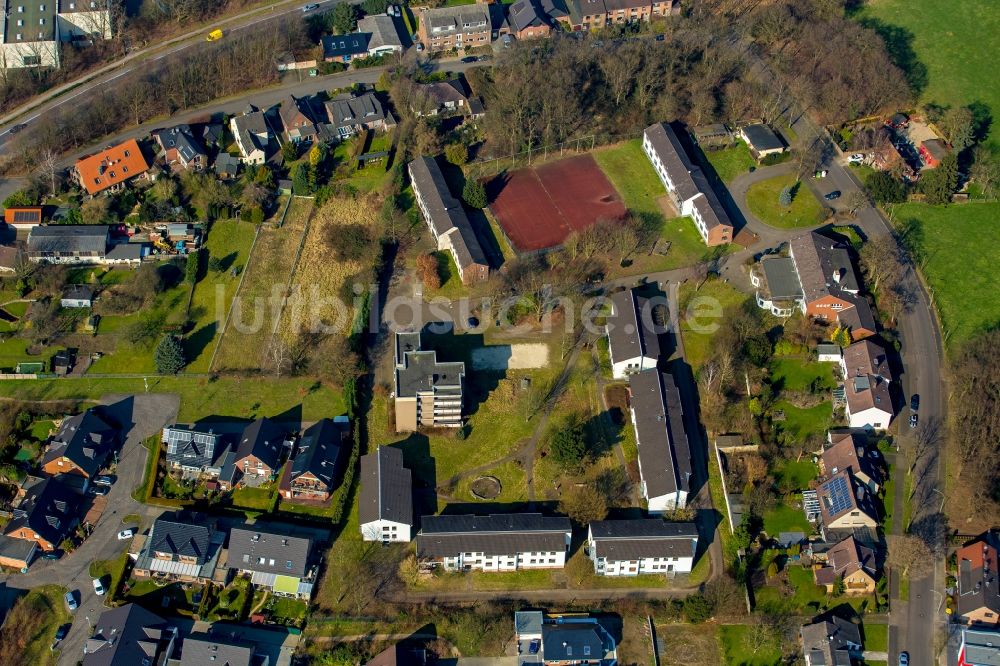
xmin=462 ymin=178 xmax=488 ymax=209
xmin=682 ymin=594 xmax=713 ymax=623
xmin=416 ymin=253 xmax=441 ymax=289
xmin=155 ymin=335 xmax=186 ymax=374
xmin=445 ymin=142 xmax=468 ymax=166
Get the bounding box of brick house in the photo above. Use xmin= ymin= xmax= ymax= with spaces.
xmin=416 ymin=4 xmax=491 ymax=53
xmin=3 ymin=477 xmax=78 ymax=551
xmin=956 ymin=532 xmax=1000 ymax=626
xmin=280 ymin=417 xmax=349 ymax=501
xmin=219 ymin=418 xmax=291 ymax=490
xmin=40 ymin=409 xmax=117 ymax=484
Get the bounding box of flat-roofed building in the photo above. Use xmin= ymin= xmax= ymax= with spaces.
xmin=393 ymin=330 xmax=465 ymax=432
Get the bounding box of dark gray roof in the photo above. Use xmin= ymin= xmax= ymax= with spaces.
xmin=62 ymin=283 xmax=94 ymax=301
xmin=233 ymin=417 xmax=288 ymax=470
xmin=409 ymin=156 xmax=463 ymax=235
xmin=149 ymin=518 xmax=212 ymax=562
xmin=799 ymin=617 xmax=862 ymax=666
xmin=5 ymin=477 xmax=77 ymax=546
xmin=231 ymin=112 xmax=271 ymax=155
xmin=83 ymin=604 xmax=172 ymax=666
xmin=447 ymin=216 xmax=489 ymax=270
xmin=606 ymin=288 xmax=662 ymax=365
xmin=417 ymin=513 xmax=570 ymax=558
xmin=817 ymin=470 xmax=879 ymax=527
xmin=962 ymin=627 xmax=1000 ymax=666
xmin=324 ymin=93 xmax=387 ymax=130
xmin=27 ymin=225 xmax=109 ymax=255
xmin=508 ymin=0 xmax=545 ymax=30
xmin=163 ymin=426 xmax=226 ymax=470
xmin=105 ymin=243 xmax=145 ymax=261
xmin=357 ymin=14 xmax=403 ymax=51
xmin=41 ymin=409 xmax=115 ymax=476
xmin=0 ymin=534 xmax=38 ymax=561
xmin=540 ymin=0 xmax=568 ymax=18
xmin=359 ymin=446 xmax=412 ymax=527
xmin=152 ymin=124 xmax=207 ymax=164
xmin=759 ymin=255 xmax=803 ymax=301
xmin=542 ymin=623 xmax=612 ymax=662
xmin=628 ymin=370 xmax=692 ymax=500
xmin=589 ymin=519 xmax=698 ymax=560
xmin=957 ymin=533 xmax=1000 ymax=619
xmin=643 ymin=123 xmax=700 ymax=201
xmin=837 ymin=293 xmax=877 ymax=333
xmin=215 ymin=152 xmax=242 ymax=176
xmin=741 ymin=123 xmax=785 ymax=152
xmin=228 ymin=526 xmax=312 ymax=578
xmin=415 ymin=79 xmax=470 ymax=107
xmin=789 ymin=232 xmax=861 ymax=304
xmin=202 ymin=123 xmax=224 ymax=145
xmin=289 ymin=418 xmax=347 ymax=489
xmin=179 ymin=635 xmax=257 ymax=666
xmin=395 ymin=349 xmax=464 ymax=397
xmin=321 ymin=33 xmax=370 ymax=59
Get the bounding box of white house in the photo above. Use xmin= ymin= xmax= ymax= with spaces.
xmin=60 ymin=284 xmax=94 ymax=308
xmin=606 ymin=288 xmax=661 ymax=380
xmin=642 ymin=122 xmax=734 ymax=247
xmin=359 ymin=446 xmax=412 ymax=543
xmin=840 ymin=339 xmax=894 ymax=430
xmin=629 ymin=369 xmax=692 ymax=513
xmin=416 ymin=514 xmax=571 ymax=572
xmin=817 ymin=343 xmax=842 ymax=363
xmin=587 ymin=520 xmax=698 ymax=577
xmin=230 ymin=111 xmax=272 ymax=165
xmin=356 ymin=14 xmax=403 ymax=56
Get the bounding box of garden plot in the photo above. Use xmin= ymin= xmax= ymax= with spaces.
xmin=471 ymin=343 xmax=549 ymax=370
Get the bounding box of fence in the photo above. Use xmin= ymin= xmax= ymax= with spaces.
xmin=464 ymin=133 xmax=636 ymax=179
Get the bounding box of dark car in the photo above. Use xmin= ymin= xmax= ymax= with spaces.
xmin=461 ymin=56 xmax=477 ymax=63
xmin=529 ymin=639 xmax=541 ymax=654
xmin=41 ymin=551 xmax=62 ymax=561
xmin=54 ymin=625 xmax=69 ymax=641
xmin=655 ymin=33 xmax=666 ymax=41
xmin=909 ymin=413 xmax=918 ymax=428
xmin=94 ymin=475 xmax=114 ymax=486
xmin=88 ymin=484 xmax=109 ymax=496
xmin=8 ymin=123 xmax=26 ymax=134
xmin=910 ymin=394 xmax=919 ymax=411
xmin=824 ymin=190 xmax=842 ymax=201
xmin=467 ymin=316 xmax=479 ymax=328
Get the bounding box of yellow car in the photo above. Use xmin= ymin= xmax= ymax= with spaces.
xmin=206 ymin=29 xmax=223 ymax=41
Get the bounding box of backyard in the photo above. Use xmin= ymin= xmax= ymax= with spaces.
xmin=214 ymin=199 xmax=312 ymax=371
xmin=754 ymin=562 xmax=872 ymax=616
xmin=185 ymin=218 xmax=257 ymax=372
xmin=679 ymin=279 xmax=752 ymax=371
xmin=892 ymin=201 xmax=1000 ymax=349
xmin=746 ymin=173 xmax=826 ymax=229
xmin=700 ymin=140 xmax=756 ymax=184
xmin=718 ymin=624 xmax=782 ymax=666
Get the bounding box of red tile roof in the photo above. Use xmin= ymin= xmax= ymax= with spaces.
xmin=75 ymin=139 xmax=150 ymax=195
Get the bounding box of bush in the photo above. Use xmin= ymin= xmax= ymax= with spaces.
xmin=416 ymin=253 xmax=441 ymax=289
xmin=154 ymin=335 xmax=186 ymax=374
xmin=682 ymin=594 xmax=713 ymax=623
xmin=549 ymin=416 xmax=587 ymax=470
xmin=462 ymin=178 xmax=487 ymax=209
xmin=445 ymin=142 xmax=468 ymax=166
xmin=185 ymin=249 xmax=201 ymax=284
xmin=864 ymin=171 xmax=907 ymax=204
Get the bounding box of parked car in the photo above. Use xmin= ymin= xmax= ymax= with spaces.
xmin=461 ymin=56 xmax=477 ymax=63
xmin=8 ymin=123 xmax=26 ymax=135
xmin=824 ymin=190 xmax=842 ymax=200
xmin=467 ymin=316 xmax=479 ymax=328
xmin=814 ymin=169 xmax=828 ymax=178
xmin=93 ymin=578 xmax=106 ymax=596
xmin=94 ymin=475 xmax=113 ymax=487
xmin=64 ymin=591 xmax=78 ymax=611
xmin=898 ymin=652 xmax=909 ymax=666
xmin=910 ymin=394 xmax=919 ymax=411
xmin=206 ymin=29 xmax=223 ymax=41
xmin=54 ymin=625 xmax=69 ymax=641
xmin=909 ymin=413 xmax=918 ymax=428
xmin=850 ymin=153 xmax=865 ymax=162
xmin=117 ymin=528 xmax=135 ymax=540
xmin=89 ymin=484 xmax=109 ymax=496
xmin=529 ymin=639 xmax=541 ymax=654
xmin=41 ymin=551 xmax=62 ymax=561
xmin=655 ymin=33 xmax=665 ymax=41
xmin=301 ymin=3 xmax=319 ymax=11
xmin=415 ymin=42 xmax=424 ymax=52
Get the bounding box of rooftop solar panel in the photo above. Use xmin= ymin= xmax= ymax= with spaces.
xmin=826 ymin=475 xmax=854 ymax=515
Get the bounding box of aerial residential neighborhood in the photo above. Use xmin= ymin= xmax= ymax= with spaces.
xmin=0 ymin=0 xmax=995 ymax=663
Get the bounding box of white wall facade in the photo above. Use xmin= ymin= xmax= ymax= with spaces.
xmin=0 ymin=40 xmax=59 ymax=69
xmin=847 ymin=406 xmax=892 ymax=430
xmin=438 ymin=548 xmax=567 ymax=572
xmin=610 ymin=353 xmax=656 ymax=380
xmin=590 ymin=553 xmax=694 ymax=576
xmin=361 ymin=519 xmax=412 ymax=543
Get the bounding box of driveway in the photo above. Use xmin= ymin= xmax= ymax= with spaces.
xmin=0 ymin=393 xmax=178 ymax=665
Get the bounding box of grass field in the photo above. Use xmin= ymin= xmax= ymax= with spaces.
xmin=594 ymin=140 xmax=732 ymax=272
xmin=859 ymin=0 xmax=1000 ymax=147
xmin=718 ymin=624 xmax=782 ymax=666
xmin=893 ymin=202 xmax=1000 ymax=348
xmin=701 ymin=141 xmax=756 ymax=184
xmin=656 ymin=624 xmax=722 ymax=666
xmin=746 ymin=174 xmax=826 ymax=229
xmin=277 ymin=195 xmax=378 ymax=344
xmin=772 ymin=400 xmax=834 ymax=442
xmin=769 ymin=357 xmax=837 ymax=393
xmin=679 ymin=279 xmax=751 ymax=371
xmin=185 ymin=219 xmax=257 ymax=372
xmin=772 ymin=459 xmax=818 ymax=492
xmin=864 ymin=623 xmax=889 ymax=652
xmin=755 ymin=563 xmax=871 ymax=615
xmin=762 ymin=501 xmax=813 ymax=536
xmin=215 ymin=199 xmax=311 ymax=371
xmin=0 ymin=375 xmax=345 ymax=422
xmin=0 ymin=337 xmax=63 ymax=372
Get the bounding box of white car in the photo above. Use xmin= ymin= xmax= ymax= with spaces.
xmin=93 ymin=578 xmax=106 ymax=596
xmin=117 ymin=528 xmax=135 ymax=540
xmin=849 ymin=153 xmax=865 ymax=163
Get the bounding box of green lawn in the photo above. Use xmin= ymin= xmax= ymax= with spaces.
xmin=185 ymin=219 xmax=257 ymax=372
xmin=231 ymin=485 xmax=277 ymax=512
xmin=772 ymin=400 xmax=834 ymax=442
xmin=0 ymin=337 xmax=63 ymax=372
xmin=702 ymin=141 xmax=756 ymax=184
xmin=859 ymin=0 xmax=1000 ymax=147
xmin=762 ymin=501 xmax=813 ymax=536
xmin=679 ymin=279 xmax=751 ymax=371
xmin=892 ymin=202 xmax=1000 ymax=348
xmin=89 ymin=552 xmax=129 ymax=599
xmin=746 ymin=173 xmax=826 ymax=229
xmin=0 ymin=375 xmax=346 ymax=423
xmin=864 ymin=623 xmax=889 ymax=652
xmin=594 ymin=139 xmax=732 ymax=273
xmin=755 ymin=564 xmax=871 ymax=616
xmin=718 ymin=624 xmax=783 ymax=666
xmin=772 ymin=459 xmax=818 ymax=492
xmin=769 ymin=357 xmax=837 ymax=393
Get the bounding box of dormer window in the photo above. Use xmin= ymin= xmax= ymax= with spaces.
xmin=17 ymin=5 xmax=24 ymax=12
xmin=39 ymin=18 xmax=46 ymax=25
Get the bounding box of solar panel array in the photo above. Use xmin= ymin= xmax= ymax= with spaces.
xmin=12 ymin=210 xmax=39 ymax=223
xmin=825 ymin=475 xmax=853 ymax=515
xmin=163 ymin=428 xmax=217 ymax=456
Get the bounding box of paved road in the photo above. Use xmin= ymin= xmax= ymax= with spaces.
xmin=0 ymin=58 xmax=477 ymax=205
xmin=0 ymin=0 xmax=347 ymax=143
xmin=0 ymin=393 xmax=178 ymax=666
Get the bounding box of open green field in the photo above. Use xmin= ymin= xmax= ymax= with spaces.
xmin=893 ymin=202 xmax=1000 ymax=348
xmin=679 ymin=279 xmax=751 ymax=370
xmin=701 ymin=141 xmax=756 ymax=184
xmin=0 ymin=375 xmax=345 ymax=422
xmin=769 ymin=357 xmax=837 ymax=393
xmin=0 ymin=337 xmax=63 ymax=372
xmin=762 ymin=500 xmax=813 ymax=537
xmin=718 ymin=624 xmax=782 ymax=666
xmin=185 ymin=219 xmax=257 ymax=372
xmin=594 ymin=140 xmax=732 ymax=272
xmin=772 ymin=400 xmax=834 ymax=442
xmin=859 ymin=0 xmax=1000 ymax=146
xmin=746 ymin=173 xmax=826 ymax=229
xmin=214 ymin=199 xmax=311 ymax=371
